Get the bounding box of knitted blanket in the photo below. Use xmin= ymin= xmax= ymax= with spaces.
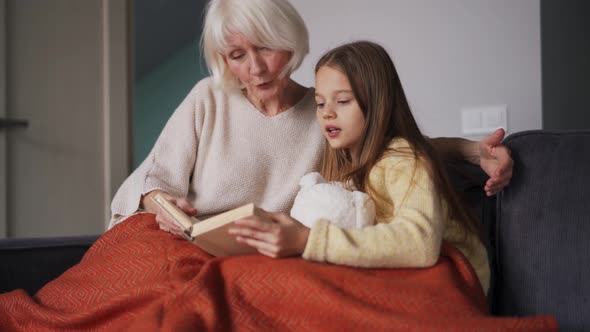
xmin=0 ymin=214 xmax=557 ymax=331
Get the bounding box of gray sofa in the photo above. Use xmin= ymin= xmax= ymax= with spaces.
xmin=1 ymin=130 xmax=589 ymax=331
xmin=491 ymin=130 xmax=590 ymax=331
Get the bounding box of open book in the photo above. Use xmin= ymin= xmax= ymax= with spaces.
xmin=151 ymin=194 xmax=270 ymax=257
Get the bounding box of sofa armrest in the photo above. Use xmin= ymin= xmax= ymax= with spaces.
xmin=492 ymin=130 xmax=590 ymax=331
xmin=0 ymin=235 xmax=99 ymax=294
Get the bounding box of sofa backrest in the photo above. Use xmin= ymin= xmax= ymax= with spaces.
xmin=492 ymin=130 xmax=590 ymax=331
xmin=0 ymin=235 xmax=98 ymax=294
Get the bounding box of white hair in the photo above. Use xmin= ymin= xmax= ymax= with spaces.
xmin=201 ymin=0 xmax=309 ymax=91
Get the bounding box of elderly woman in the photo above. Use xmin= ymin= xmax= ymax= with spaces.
xmin=109 ymin=0 xmax=511 ymax=234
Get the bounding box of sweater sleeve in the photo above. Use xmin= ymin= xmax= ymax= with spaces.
xmin=302 ymin=151 xmax=444 ymax=268
xmin=108 ymin=83 xmax=201 ymax=228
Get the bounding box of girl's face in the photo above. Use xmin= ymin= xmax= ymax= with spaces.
xmin=223 ymin=34 xmax=292 ymax=103
xmin=315 ymin=65 xmax=365 ymax=154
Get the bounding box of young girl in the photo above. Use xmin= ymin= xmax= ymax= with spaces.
xmin=229 ymin=41 xmax=490 ymax=293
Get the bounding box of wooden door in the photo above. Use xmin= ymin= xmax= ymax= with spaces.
xmin=0 ymin=0 xmax=131 ymax=238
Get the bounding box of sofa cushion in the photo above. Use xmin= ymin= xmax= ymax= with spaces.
xmin=492 ymin=130 xmax=590 ymax=331
xmin=0 ymin=235 xmax=98 ymax=294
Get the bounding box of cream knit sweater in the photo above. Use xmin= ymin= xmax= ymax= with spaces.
xmin=109 ymin=77 xmax=324 ymax=228
xmin=303 ymin=138 xmax=490 ymax=293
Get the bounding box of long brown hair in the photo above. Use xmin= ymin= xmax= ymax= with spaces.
xmin=316 ymin=41 xmax=480 ymax=239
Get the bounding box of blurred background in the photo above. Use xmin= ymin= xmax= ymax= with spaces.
xmin=1 ymin=0 xmax=588 ymax=238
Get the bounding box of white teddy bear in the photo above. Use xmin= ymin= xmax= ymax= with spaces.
xmin=290 ymin=172 xmax=376 ymax=229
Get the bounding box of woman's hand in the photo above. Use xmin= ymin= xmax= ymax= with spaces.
xmin=228 ymin=211 xmax=310 ymax=258
xmin=479 ymin=128 xmax=513 ymax=196
xmin=141 ymin=190 xmax=197 ymax=235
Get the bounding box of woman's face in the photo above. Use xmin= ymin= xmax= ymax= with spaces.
xmin=223 ymin=34 xmax=292 ymax=103
xmin=315 ymin=65 xmax=365 ymax=154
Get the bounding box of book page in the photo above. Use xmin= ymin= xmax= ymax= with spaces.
xmin=152 ymin=194 xmax=198 ymax=231
xmin=151 ymin=195 xmax=269 ymax=257
xmin=191 ymin=203 xmax=271 ymax=256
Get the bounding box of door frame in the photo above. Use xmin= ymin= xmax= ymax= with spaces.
xmin=101 ymin=0 xmax=133 ymax=228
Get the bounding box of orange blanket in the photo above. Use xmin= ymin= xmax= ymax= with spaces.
xmin=0 ymin=214 xmax=557 ymax=331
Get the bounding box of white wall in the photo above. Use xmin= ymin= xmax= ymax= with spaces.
xmin=290 ymin=0 xmax=542 ymax=138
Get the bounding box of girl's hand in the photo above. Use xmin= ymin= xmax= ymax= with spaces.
xmin=228 ymin=211 xmax=310 ymax=258
xmin=141 ymin=190 xmax=197 ymax=235
xmin=479 ymin=128 xmax=513 ymax=196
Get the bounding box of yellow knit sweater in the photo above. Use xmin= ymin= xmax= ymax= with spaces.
xmin=302 ymin=138 xmax=490 ymax=293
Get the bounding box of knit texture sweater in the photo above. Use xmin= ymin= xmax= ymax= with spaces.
xmin=302 ymin=138 xmax=490 ymax=293
xmin=109 ymin=77 xmax=324 ymax=228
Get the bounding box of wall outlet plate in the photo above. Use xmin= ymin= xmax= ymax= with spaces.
xmin=461 ymin=105 xmax=507 ymax=135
